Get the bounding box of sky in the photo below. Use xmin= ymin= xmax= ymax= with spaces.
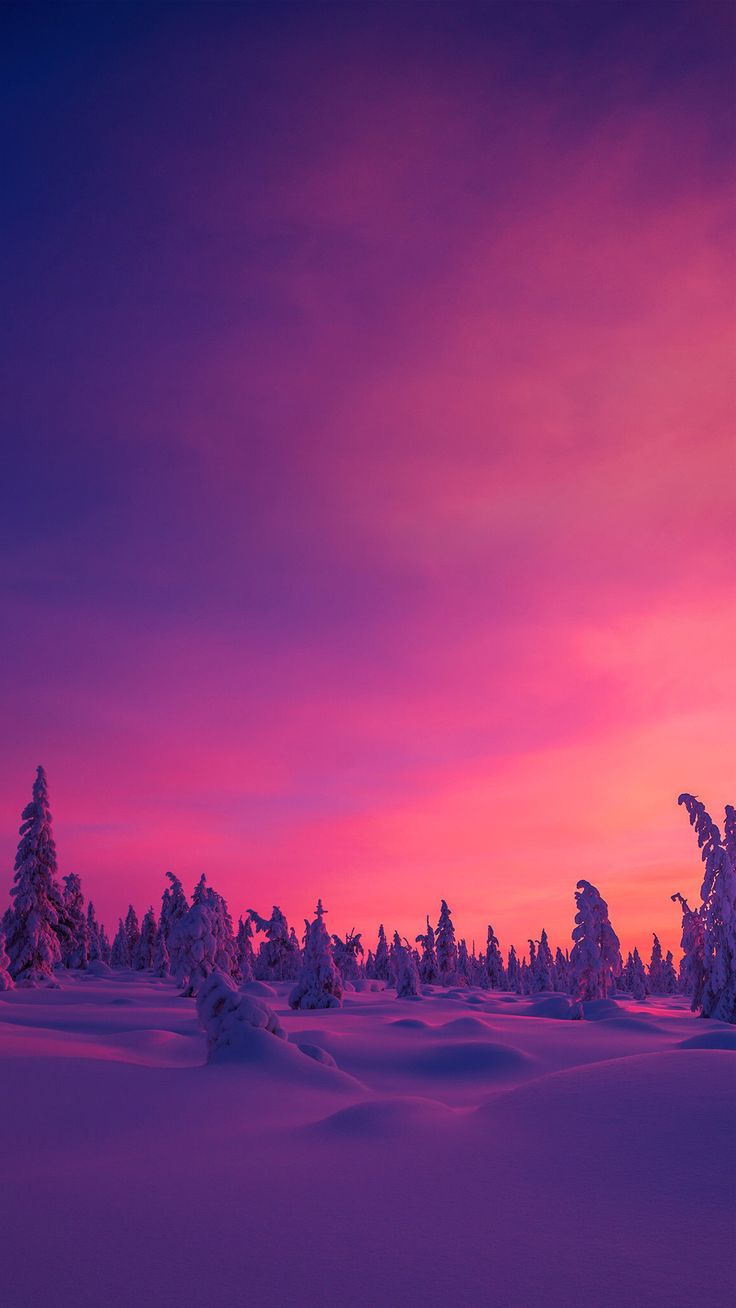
xmin=1 ymin=1 xmax=734 ymax=957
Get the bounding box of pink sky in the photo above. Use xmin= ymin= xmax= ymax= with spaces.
xmin=1 ymin=3 xmax=734 ymax=956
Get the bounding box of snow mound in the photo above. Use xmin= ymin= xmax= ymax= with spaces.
xmin=197 ymin=968 xmax=285 ymax=1063
xmin=677 ymin=1030 xmax=736 ymax=1051
xmin=241 ymin=980 xmax=277 ymax=998
xmin=579 ymin=998 xmax=623 ymax=1020
xmin=435 ymin=1016 xmax=493 ymax=1036
xmin=313 ymin=1095 xmax=455 ymax=1138
xmin=522 ymin=995 xmax=573 ymax=1019
xmin=297 ymin=1042 xmax=337 ymax=1067
xmin=390 ymin=1017 xmax=429 ymax=1030
xmin=409 ymin=1040 xmax=533 ymax=1079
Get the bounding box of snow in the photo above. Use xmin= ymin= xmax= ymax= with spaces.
xmin=0 ymin=973 xmax=733 ymax=1307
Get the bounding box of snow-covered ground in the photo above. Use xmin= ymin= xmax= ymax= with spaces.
xmin=1 ymin=974 xmax=733 ymax=1307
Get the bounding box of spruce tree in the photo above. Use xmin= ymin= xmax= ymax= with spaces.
xmin=134 ymin=907 xmax=157 ymax=970
xmin=436 ymin=900 xmax=458 ymax=985
xmin=671 ymin=892 xmax=705 ymax=1008
xmin=62 ymin=873 xmax=89 ymax=968
xmin=678 ymin=794 xmax=736 ymax=1021
xmin=569 ymin=880 xmax=621 ymax=1003
xmin=416 ymin=916 xmax=439 ymax=984
xmin=236 ymin=915 xmax=255 ymax=983
xmin=392 ymin=932 xmax=421 ymax=997
xmin=110 ymin=919 xmax=130 ymax=968
xmin=485 ymin=925 xmax=506 ymax=989
xmin=374 ymin=924 xmax=391 ymax=982
xmin=289 ymin=900 xmax=343 ymax=1010
xmin=4 ymin=766 xmax=62 ymax=984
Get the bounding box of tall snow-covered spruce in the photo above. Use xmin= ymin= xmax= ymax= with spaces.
xmin=678 ymin=793 xmax=736 ymax=1022
xmin=568 ymin=880 xmax=621 ymax=1008
xmin=4 ymin=766 xmax=62 ymax=984
xmin=289 ymin=900 xmax=343 ymax=1010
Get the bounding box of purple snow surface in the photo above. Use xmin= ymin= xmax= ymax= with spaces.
xmin=0 ymin=977 xmax=733 ymax=1307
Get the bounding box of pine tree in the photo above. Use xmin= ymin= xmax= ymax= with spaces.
xmin=87 ymin=901 xmax=103 ymax=962
xmin=392 ymin=932 xmax=421 ymax=997
xmin=648 ymin=934 xmax=665 ymax=994
xmin=416 ymin=916 xmax=439 ymax=984
xmin=436 ymin=900 xmax=458 ymax=985
xmin=507 ymin=945 xmax=522 ymax=993
xmin=662 ymin=950 xmax=678 ymax=994
xmin=124 ymin=905 xmax=140 ymax=963
xmin=134 ymin=907 xmax=157 ymax=970
xmin=331 ymin=928 xmax=364 ymax=983
xmin=61 ymin=873 xmax=89 ymax=969
xmin=671 ymin=892 xmax=705 ymax=1008
xmin=170 ymin=877 xmax=218 ymax=997
xmin=531 ymin=929 xmax=554 ymax=992
xmin=289 ymin=900 xmax=343 ymax=1010
xmin=678 ymin=794 xmax=736 ymax=1021
xmin=4 ymin=766 xmax=62 ymax=984
xmin=553 ymin=946 xmax=569 ymax=993
xmin=374 ymin=924 xmax=391 ymax=982
xmin=569 ymin=880 xmax=621 ymax=1003
xmin=0 ymin=930 xmax=14 ymax=991
xmin=152 ymin=926 xmax=170 ymax=978
xmin=484 ymin=925 xmax=506 ymax=989
xmin=630 ymin=947 xmax=648 ymax=1000
xmin=159 ymin=872 xmax=189 ymax=943
xmin=110 ymin=919 xmax=130 ymax=968
xmin=249 ymin=905 xmax=301 ymax=981
xmin=236 ymin=915 xmax=255 ymax=983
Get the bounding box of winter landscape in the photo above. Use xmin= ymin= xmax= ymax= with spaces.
xmin=3 ymin=3 xmax=735 ymax=1306
xmin=1 ymin=766 xmax=734 ymax=1307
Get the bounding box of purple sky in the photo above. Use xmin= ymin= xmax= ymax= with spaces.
xmin=1 ymin=2 xmax=734 ymax=953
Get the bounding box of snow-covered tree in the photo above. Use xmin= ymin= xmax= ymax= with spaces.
xmin=373 ymin=923 xmax=391 ymax=982
xmin=289 ymin=900 xmax=343 ymax=1010
xmin=671 ymin=891 xmax=705 ymax=1007
xmin=507 ymin=945 xmax=521 ymax=993
xmin=4 ymin=766 xmax=62 ymax=984
xmin=152 ymin=926 xmax=170 ymax=978
xmin=531 ymin=929 xmax=554 ymax=992
xmin=436 ymin=900 xmax=458 ymax=985
xmin=124 ymin=905 xmax=140 ymax=963
xmin=134 ymin=907 xmax=157 ymax=970
xmin=87 ymin=901 xmax=103 ymax=962
xmin=678 ymin=794 xmax=736 ymax=1021
xmin=630 ymin=947 xmax=648 ymax=1000
xmin=331 ymin=928 xmax=364 ymax=983
xmin=569 ymin=880 xmax=621 ymax=1003
xmin=456 ymin=939 xmax=471 ymax=986
xmin=392 ymin=932 xmax=421 ymax=997
xmin=159 ymin=872 xmax=189 ymax=944
xmin=553 ymin=947 xmax=569 ymax=993
xmin=416 ymin=916 xmax=439 ymax=984
xmin=170 ymin=878 xmax=218 ymax=997
xmin=249 ymin=905 xmax=301 ymax=981
xmin=236 ymin=915 xmax=255 ymax=983
xmin=648 ymin=934 xmax=666 ymax=993
xmin=484 ymin=925 xmax=506 ymax=989
xmin=61 ymin=873 xmax=88 ymax=969
xmin=0 ymin=930 xmax=14 ymax=991
xmin=662 ymin=949 xmax=678 ymax=994
xmin=197 ymin=967 xmax=285 ymax=1062
xmin=110 ymin=919 xmax=130 ymax=968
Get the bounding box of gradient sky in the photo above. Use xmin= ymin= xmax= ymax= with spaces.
xmin=1 ymin=1 xmax=734 ymax=956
